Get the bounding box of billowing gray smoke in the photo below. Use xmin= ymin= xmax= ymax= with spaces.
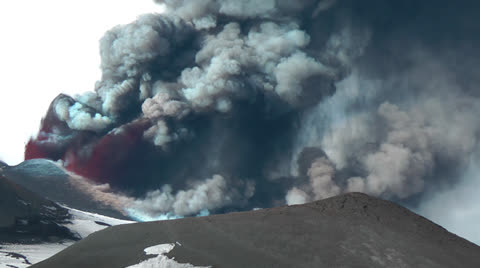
xmin=28 ymin=0 xmax=480 ymax=223
xmin=57 ymin=0 xmax=371 ymax=137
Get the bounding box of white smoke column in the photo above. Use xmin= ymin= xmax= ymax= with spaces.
xmin=308 ymin=157 xmax=341 ymax=199
xmin=285 ymin=187 xmax=310 ymax=205
xmin=129 ymin=175 xmax=253 ymax=218
xmin=341 ymin=93 xmax=480 ymax=199
xmin=67 ymin=171 xmax=250 ymax=220
xmin=291 ymin=50 xmax=480 ymax=203
xmin=344 ymin=102 xmax=434 ymax=198
xmin=286 ymin=157 xmax=339 ymax=205
xmin=274 ymin=52 xmax=334 ymax=105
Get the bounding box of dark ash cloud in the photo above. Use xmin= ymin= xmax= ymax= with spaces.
xmin=25 ymin=0 xmax=480 ymax=220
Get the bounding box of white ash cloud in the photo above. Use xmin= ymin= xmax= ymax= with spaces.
xmin=292 ymin=48 xmax=480 ymax=203
xmin=68 ymin=171 xmax=252 ymax=218
xmin=286 ymin=157 xmax=340 ymax=205
xmin=54 ymin=94 xmax=112 ymax=132
xmin=130 ymin=175 xmax=254 ymax=217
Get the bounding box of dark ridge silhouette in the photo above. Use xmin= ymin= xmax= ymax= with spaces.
xmin=1 ymin=159 xmax=129 ymax=220
xmin=0 ymin=175 xmax=78 ymax=243
xmin=33 ymin=193 xmax=480 ymax=268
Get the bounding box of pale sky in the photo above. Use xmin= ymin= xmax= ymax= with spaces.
xmin=0 ymin=0 xmax=164 ymax=165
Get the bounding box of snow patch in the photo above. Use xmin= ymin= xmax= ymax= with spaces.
xmin=63 ymin=206 xmax=133 ymax=239
xmin=0 ymin=243 xmax=72 ymax=268
xmin=0 ymin=207 xmax=133 ymax=267
xmin=17 ymin=199 xmax=29 ymax=206
xmin=43 ymin=205 xmax=57 ymax=211
xmin=126 ymin=243 xmax=211 ymax=268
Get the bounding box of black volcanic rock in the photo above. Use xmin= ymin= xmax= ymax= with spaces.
xmin=33 ymin=193 xmax=480 ymax=268
xmin=1 ymin=159 xmax=128 ymax=220
xmin=0 ymin=175 xmax=78 ymax=243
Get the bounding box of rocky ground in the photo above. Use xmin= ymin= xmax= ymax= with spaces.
xmin=0 ymin=171 xmax=132 ymax=267
xmin=32 ymin=192 xmax=480 ymax=268
xmin=0 ymin=175 xmax=77 ymax=244
xmin=1 ymin=159 xmax=127 ymax=220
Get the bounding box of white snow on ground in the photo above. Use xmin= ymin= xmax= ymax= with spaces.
xmin=126 ymin=243 xmax=211 ymax=268
xmin=0 ymin=207 xmax=133 ymax=267
xmin=64 ymin=207 xmax=133 ymax=238
xmin=0 ymin=243 xmax=71 ymax=268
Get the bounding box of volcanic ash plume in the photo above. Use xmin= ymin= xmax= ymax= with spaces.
xmin=25 ymin=0 xmax=480 ymax=219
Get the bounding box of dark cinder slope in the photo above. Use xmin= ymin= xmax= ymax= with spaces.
xmin=1 ymin=159 xmax=128 ymax=219
xmin=33 ymin=193 xmax=480 ymax=268
xmin=0 ymin=175 xmax=77 ymax=243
